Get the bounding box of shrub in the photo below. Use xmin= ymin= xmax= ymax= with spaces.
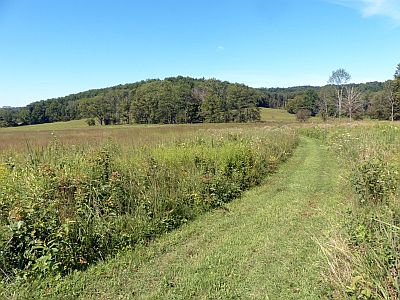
xmin=351 ymin=158 xmax=398 ymax=205
xmin=296 ymin=109 xmax=311 ymax=122
xmin=86 ymin=118 xmax=95 ymax=126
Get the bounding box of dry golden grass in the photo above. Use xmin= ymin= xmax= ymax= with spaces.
xmin=0 ymin=122 xmax=274 ymax=153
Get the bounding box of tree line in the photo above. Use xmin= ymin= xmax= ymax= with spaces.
xmin=283 ymin=64 xmax=400 ymax=121
xmin=2 ymin=67 xmax=400 ymax=127
xmin=0 ymin=77 xmax=264 ymax=127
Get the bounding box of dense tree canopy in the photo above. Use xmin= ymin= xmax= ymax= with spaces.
xmin=286 ymin=90 xmax=320 ymax=116
xmin=0 ymin=77 xmax=262 ymax=127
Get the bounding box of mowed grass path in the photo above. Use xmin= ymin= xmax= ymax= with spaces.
xmin=6 ymin=138 xmax=345 ymax=299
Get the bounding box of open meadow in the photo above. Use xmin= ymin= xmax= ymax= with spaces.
xmin=0 ymin=110 xmax=399 ymax=299
xmin=0 ymin=108 xmax=295 ymax=153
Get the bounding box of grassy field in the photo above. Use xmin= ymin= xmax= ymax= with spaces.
xmin=0 ymin=119 xmax=299 ymax=289
xmin=260 ymin=107 xmax=296 ymax=122
xmin=0 ymin=137 xmax=346 ymax=299
xmin=1 ymin=113 xmax=399 ymax=299
xmin=0 ymin=108 xmax=296 ymax=153
xmin=0 ymin=122 xmax=267 ymax=152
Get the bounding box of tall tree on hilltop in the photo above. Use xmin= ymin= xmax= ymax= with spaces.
xmin=118 ymin=91 xmax=131 ymax=124
xmin=131 ymin=80 xmax=178 ymax=124
xmin=285 ymin=89 xmax=320 ymax=117
xmin=367 ymin=91 xmax=387 ymax=120
xmin=328 ymin=69 xmax=351 ymax=119
xmin=0 ymin=108 xmax=17 ymax=127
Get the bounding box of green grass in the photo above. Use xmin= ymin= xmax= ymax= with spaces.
xmin=0 ymin=119 xmax=91 ymax=131
xmin=1 ymin=137 xmax=346 ymax=299
xmin=313 ymin=123 xmax=400 ymax=298
xmin=260 ymin=108 xmax=323 ymax=123
xmin=0 ymin=121 xmax=269 ymax=153
xmin=0 ymin=108 xmax=306 ymax=153
xmin=0 ymin=127 xmax=298 ymax=282
xmin=2 ymin=107 xmax=293 ymax=133
xmin=260 ymin=108 xmax=296 ymax=122
xmin=0 ymin=108 xmax=299 ymax=152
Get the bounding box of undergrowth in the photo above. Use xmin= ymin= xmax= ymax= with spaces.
xmin=0 ymin=128 xmax=298 ymax=283
xmin=305 ymin=123 xmax=400 ymax=299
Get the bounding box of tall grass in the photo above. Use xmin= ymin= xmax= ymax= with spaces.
xmin=0 ymin=121 xmax=272 ymax=153
xmin=305 ymin=123 xmax=400 ymax=299
xmin=0 ymin=127 xmax=298 ymax=281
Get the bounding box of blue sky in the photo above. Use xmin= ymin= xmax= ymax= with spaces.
xmin=0 ymin=0 xmax=399 ymax=107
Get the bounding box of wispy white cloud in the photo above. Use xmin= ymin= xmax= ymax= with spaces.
xmin=217 ymin=46 xmax=225 ymax=51
xmin=330 ymin=0 xmax=400 ymax=23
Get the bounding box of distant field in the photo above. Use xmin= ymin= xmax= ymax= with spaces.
xmin=0 ymin=121 xmax=272 ymax=153
xmin=0 ymin=108 xmax=293 ymax=132
xmin=1 ymin=116 xmax=399 ymax=299
xmin=0 ymin=108 xmax=356 ymax=153
xmin=260 ymin=108 xmax=296 ymax=121
xmin=0 ymin=119 xmax=90 ymax=132
xmin=0 ymin=108 xmax=297 ymax=152
xmin=260 ymin=107 xmax=325 ymax=123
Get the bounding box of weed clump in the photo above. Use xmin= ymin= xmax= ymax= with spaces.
xmin=312 ymin=124 xmax=400 ymax=299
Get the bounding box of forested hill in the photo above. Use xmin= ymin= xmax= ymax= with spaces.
xmin=0 ymin=78 xmax=390 ymax=127
xmin=0 ymin=77 xmax=270 ymax=127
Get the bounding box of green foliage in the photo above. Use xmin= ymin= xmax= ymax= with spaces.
xmin=0 ymin=137 xmax=343 ymax=299
xmin=394 ymin=63 xmax=400 ymax=79
xmin=286 ymin=89 xmax=320 ymax=116
xmin=86 ymin=118 xmax=95 ymax=126
xmin=350 ymin=158 xmax=398 ymax=205
xmin=344 ymin=205 xmax=400 ymax=299
xmin=286 ymin=95 xmax=304 ymax=114
xmin=306 ymin=124 xmax=400 ymax=298
xmin=0 ymin=128 xmax=298 ymax=281
xmin=1 ymin=77 xmax=262 ymax=128
xmin=0 ymin=108 xmax=18 ymax=127
xmin=3 ymin=74 xmax=400 ymax=127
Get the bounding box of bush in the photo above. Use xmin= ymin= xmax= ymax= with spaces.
xmin=296 ymin=109 xmax=311 ymax=122
xmin=319 ymin=110 xmax=328 ymax=122
xmin=86 ymin=118 xmax=95 ymax=126
xmin=351 ymin=158 xmax=398 ymax=205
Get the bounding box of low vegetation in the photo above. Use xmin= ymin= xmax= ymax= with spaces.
xmin=0 ymin=136 xmax=345 ymax=299
xmin=0 ymin=127 xmax=298 ymax=282
xmin=1 ymin=106 xmax=399 ymax=299
xmin=302 ymin=123 xmax=400 ymax=299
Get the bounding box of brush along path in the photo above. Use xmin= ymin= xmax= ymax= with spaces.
xmin=6 ymin=137 xmax=345 ymax=299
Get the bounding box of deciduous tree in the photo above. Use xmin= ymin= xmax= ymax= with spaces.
xmin=344 ymin=85 xmax=362 ymax=121
xmin=328 ymin=69 xmax=351 ymax=118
